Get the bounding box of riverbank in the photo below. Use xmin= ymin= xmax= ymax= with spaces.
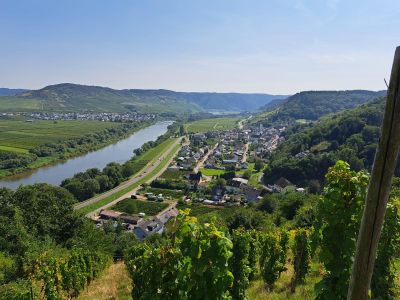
xmin=76 ymin=138 xmax=181 ymax=215
xmin=0 ymin=120 xmax=157 ymax=180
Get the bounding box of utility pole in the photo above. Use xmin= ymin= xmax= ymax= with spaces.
xmin=347 ymin=46 xmax=400 ymax=299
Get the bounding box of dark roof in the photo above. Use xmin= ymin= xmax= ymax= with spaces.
xmin=188 ymin=173 xmax=201 ymax=181
xmin=119 ymin=214 xmax=140 ymax=224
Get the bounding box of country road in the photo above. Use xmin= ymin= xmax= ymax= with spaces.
xmin=74 ymin=138 xmax=182 ymax=213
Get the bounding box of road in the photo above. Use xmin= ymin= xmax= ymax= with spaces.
xmin=241 ymin=143 xmax=249 ymax=163
xmin=194 ymin=142 xmax=219 ymax=173
xmin=74 ymin=138 xmax=181 ymax=213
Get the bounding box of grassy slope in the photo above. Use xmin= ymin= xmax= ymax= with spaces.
xmin=77 ymin=142 xmax=180 ymax=215
xmin=77 ymin=262 xmax=132 ymax=300
xmin=0 ymin=119 xmax=119 ymax=151
xmin=247 ymin=261 xmax=321 ymax=300
xmin=184 ymin=117 xmax=240 ymax=133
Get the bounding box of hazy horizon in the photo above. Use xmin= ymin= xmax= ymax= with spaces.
xmin=1 ymin=0 xmax=399 ymax=94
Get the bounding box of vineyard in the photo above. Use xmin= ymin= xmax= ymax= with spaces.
xmin=121 ymin=161 xmax=400 ymax=300
xmin=1 ymin=157 xmax=398 ymax=299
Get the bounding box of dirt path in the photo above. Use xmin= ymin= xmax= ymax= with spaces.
xmin=77 ymin=262 xmax=131 ymax=300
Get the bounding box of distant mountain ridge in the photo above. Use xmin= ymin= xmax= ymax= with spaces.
xmin=0 ymin=88 xmax=29 ymax=96
xmin=0 ymin=83 xmax=286 ymax=113
xmin=265 ymin=90 xmax=386 ymax=121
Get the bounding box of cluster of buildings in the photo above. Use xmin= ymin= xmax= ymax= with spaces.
xmin=199 ymin=176 xmax=264 ymax=205
xmin=175 ymin=143 xmax=210 ymax=170
xmin=20 ymin=112 xmax=157 ymax=122
xmin=246 ymin=123 xmax=286 ymax=158
xmin=200 ymin=129 xmax=248 ymax=170
xmin=94 ymin=206 xmax=179 ymax=241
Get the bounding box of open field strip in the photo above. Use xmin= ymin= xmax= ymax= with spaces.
xmin=0 ymin=119 xmax=120 ymax=151
xmin=0 ymin=145 xmax=29 ymax=153
xmin=76 ymin=141 xmax=181 ymax=216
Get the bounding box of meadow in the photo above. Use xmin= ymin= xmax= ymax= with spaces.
xmin=0 ymin=119 xmax=119 ymax=153
xmin=184 ymin=117 xmax=240 ymax=133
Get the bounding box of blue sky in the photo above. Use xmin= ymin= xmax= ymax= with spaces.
xmin=1 ymin=0 xmax=399 ymax=94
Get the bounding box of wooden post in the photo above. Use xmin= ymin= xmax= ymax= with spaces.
xmin=30 ymin=286 xmax=34 ymax=300
xmin=347 ymin=46 xmax=400 ymax=299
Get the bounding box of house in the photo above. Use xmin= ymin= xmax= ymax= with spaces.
xmin=212 ymin=186 xmax=225 ymax=202
xmin=226 ymin=177 xmax=248 ymax=193
xmin=119 ymin=214 xmax=141 ymax=225
xmin=158 ymin=206 xmax=179 ymax=224
xmin=99 ymin=210 xmax=121 ymax=220
xmin=240 ymin=184 xmax=261 ymax=202
xmin=133 ymin=218 xmax=164 ymax=240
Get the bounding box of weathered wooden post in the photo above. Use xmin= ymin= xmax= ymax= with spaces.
xmin=347 ymin=46 xmax=400 ymax=299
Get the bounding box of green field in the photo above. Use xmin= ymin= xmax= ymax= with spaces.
xmin=199 ymin=168 xmax=226 ymax=176
xmin=77 ymin=142 xmax=180 ymax=215
xmin=112 ymin=198 xmax=168 ymax=216
xmin=160 ymin=169 xmax=190 ymax=180
xmin=0 ymin=119 xmax=119 ymax=152
xmin=184 ymin=117 xmax=240 ymax=133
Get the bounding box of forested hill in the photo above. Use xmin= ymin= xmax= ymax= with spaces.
xmin=267 ymin=90 xmax=386 ymax=121
xmin=0 ymin=83 xmax=285 ymax=113
xmin=264 ymin=97 xmax=398 ymax=187
xmin=0 ymin=88 xmax=29 ymax=96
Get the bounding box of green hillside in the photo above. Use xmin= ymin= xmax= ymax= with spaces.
xmin=265 ymin=90 xmax=386 ymax=121
xmin=0 ymin=83 xmax=285 ymax=113
xmin=264 ymin=97 xmax=393 ymax=186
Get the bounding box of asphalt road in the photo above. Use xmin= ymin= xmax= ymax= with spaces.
xmin=73 ymin=138 xmax=181 ymax=213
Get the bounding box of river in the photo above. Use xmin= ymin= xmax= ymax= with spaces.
xmin=0 ymin=121 xmax=173 ymax=190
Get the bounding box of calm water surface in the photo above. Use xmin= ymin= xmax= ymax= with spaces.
xmin=0 ymin=121 xmax=173 ymax=189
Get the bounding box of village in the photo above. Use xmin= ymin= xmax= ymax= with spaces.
xmin=92 ymin=120 xmax=306 ymax=241
xmin=12 ymin=111 xmax=158 ymax=122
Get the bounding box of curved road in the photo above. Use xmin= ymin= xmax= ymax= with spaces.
xmin=74 ymin=138 xmax=181 ymax=213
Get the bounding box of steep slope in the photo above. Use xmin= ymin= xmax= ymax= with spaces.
xmin=0 ymin=83 xmax=285 ymax=113
xmin=268 ymin=90 xmax=386 ymax=121
xmin=264 ymin=97 xmax=397 ymax=186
